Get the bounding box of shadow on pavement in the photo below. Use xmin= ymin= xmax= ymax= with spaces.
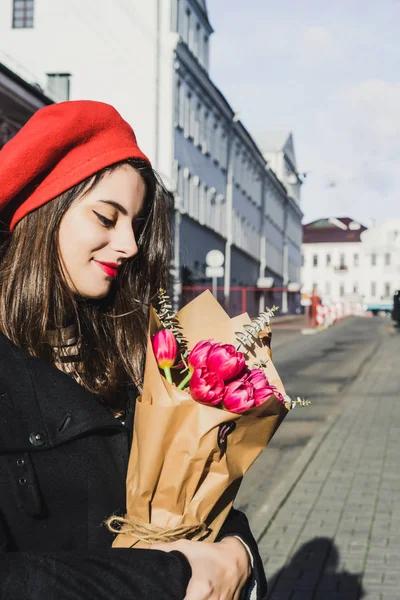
xmin=267 ymin=537 xmax=365 ymax=599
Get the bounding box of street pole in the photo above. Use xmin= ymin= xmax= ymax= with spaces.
xmin=172 ymin=193 xmax=182 ymax=313
xmin=224 ymin=114 xmax=239 ymax=312
xmin=259 ymin=171 xmax=267 ymax=314
xmin=282 ymin=198 xmax=289 ymax=313
xmin=212 ymin=276 xmax=217 ymax=299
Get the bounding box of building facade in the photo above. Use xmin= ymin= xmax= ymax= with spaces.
xmin=0 ymin=61 xmax=52 ymax=150
xmin=0 ymin=0 xmax=303 ymax=315
xmin=301 ymin=217 xmax=400 ymax=312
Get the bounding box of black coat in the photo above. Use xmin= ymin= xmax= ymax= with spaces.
xmin=0 ymin=333 xmax=267 ymax=599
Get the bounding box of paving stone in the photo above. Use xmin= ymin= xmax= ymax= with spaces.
xmin=262 ymin=330 xmax=400 ymax=600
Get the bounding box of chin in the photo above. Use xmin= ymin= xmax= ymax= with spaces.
xmin=78 ymin=285 xmax=112 ymax=300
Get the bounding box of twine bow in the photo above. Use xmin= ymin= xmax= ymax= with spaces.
xmin=106 ymin=515 xmax=209 ymax=544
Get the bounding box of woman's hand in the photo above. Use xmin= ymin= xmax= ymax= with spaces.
xmin=150 ymin=536 xmax=251 ymax=600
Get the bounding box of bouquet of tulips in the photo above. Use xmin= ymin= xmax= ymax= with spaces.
xmin=155 ymin=334 xmax=286 ymax=414
xmin=110 ymin=290 xmax=304 ymax=548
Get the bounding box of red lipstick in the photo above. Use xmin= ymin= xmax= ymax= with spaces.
xmin=94 ymin=261 xmax=119 ymax=278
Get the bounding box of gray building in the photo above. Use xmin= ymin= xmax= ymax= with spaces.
xmin=172 ymin=0 xmax=303 ymax=315
xmin=0 ymin=0 xmax=303 ymax=316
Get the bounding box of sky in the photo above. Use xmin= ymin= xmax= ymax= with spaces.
xmin=207 ymin=0 xmax=400 ymax=226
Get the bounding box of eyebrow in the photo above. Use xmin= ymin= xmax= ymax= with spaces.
xmin=98 ymin=199 xmax=128 ymax=215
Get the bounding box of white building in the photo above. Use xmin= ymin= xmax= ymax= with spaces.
xmin=301 ymin=217 xmax=400 ymax=312
xmin=0 ymin=0 xmax=303 ymax=314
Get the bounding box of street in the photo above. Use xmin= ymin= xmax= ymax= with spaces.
xmin=235 ymin=315 xmax=399 ymax=599
xmin=236 ymin=315 xmax=386 ymax=524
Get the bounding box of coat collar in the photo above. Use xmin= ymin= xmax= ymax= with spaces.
xmin=0 ymin=334 xmax=128 ymax=452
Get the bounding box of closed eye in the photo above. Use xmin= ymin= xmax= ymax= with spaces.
xmin=93 ymin=210 xmax=115 ymax=228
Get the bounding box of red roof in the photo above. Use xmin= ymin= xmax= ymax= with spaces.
xmin=303 ymin=217 xmax=367 ymax=244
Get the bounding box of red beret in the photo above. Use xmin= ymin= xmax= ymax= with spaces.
xmin=0 ymin=100 xmax=150 ymax=231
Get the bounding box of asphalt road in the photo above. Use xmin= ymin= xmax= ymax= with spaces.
xmin=235 ymin=315 xmax=389 ymax=529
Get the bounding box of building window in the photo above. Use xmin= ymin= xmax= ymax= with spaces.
xmin=313 ymin=254 xmax=318 ymax=267
xmin=199 ymin=183 xmax=206 ymax=225
xmin=194 ymin=23 xmax=200 ymax=57
xmin=219 ymin=129 xmax=227 ymax=170
xmin=174 ymin=0 xmax=181 ymax=31
xmin=184 ymin=8 xmax=191 ymax=44
xmin=184 ymin=92 xmax=191 ymax=138
xmin=194 ymin=102 xmax=201 ymax=146
xmin=384 ymin=283 xmax=391 ymax=297
xmin=183 ymin=169 xmax=190 ymax=213
xmin=371 ymin=253 xmax=377 ymax=266
xmin=46 ymin=73 xmax=71 ymax=101
xmin=203 ymin=35 xmax=209 ymax=67
xmin=326 ymin=281 xmax=331 ymax=294
xmin=212 ymin=120 xmax=219 ymax=164
xmin=385 ymin=253 xmax=391 ymax=266
xmin=174 ymin=79 xmax=181 ymax=127
xmin=354 ymin=253 xmax=359 ymax=267
xmin=202 ymin=111 xmax=209 ymax=154
xmin=353 ymin=283 xmax=358 ymax=294
xmin=301 ymin=254 xmax=305 ymax=267
xmin=339 ymin=253 xmax=345 ymax=268
xmin=371 ymin=281 xmax=376 ymax=297
xmin=340 ymin=283 xmax=345 ymax=297
xmin=326 ymin=253 xmax=331 ymax=267
xmin=12 ymin=0 xmax=34 ymax=28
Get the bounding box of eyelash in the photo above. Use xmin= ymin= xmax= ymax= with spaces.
xmin=93 ymin=211 xmax=115 ymax=228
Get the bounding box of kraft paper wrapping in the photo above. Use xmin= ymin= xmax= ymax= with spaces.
xmin=113 ymin=291 xmax=288 ymax=548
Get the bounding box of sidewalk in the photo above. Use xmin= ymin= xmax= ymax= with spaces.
xmin=255 ymin=324 xmax=400 ymax=599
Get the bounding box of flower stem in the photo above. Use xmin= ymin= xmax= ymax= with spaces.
xmin=177 ymin=370 xmax=193 ymax=390
xmin=163 ymin=366 xmax=172 ymax=384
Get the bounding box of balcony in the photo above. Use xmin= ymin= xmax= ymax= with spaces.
xmin=334 ymin=265 xmax=348 ymax=272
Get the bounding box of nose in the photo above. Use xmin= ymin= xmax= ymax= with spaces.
xmin=112 ymin=223 xmax=139 ymax=259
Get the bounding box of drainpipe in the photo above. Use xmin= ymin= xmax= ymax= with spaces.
xmin=282 ymin=197 xmax=289 ymax=313
xmin=258 ymin=172 xmax=267 ymax=313
xmin=154 ymin=0 xmax=161 ymax=169
xmin=223 ymin=113 xmax=239 ymax=312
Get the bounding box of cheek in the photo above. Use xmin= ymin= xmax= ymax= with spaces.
xmin=59 ymin=215 xmax=104 ymax=271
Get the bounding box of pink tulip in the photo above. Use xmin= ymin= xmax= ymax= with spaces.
xmin=245 ymin=368 xmax=285 ymax=406
xmin=246 ymin=368 xmax=270 ymax=391
xmin=206 ymin=343 xmax=246 ymax=381
xmin=188 ymin=340 xmax=213 ymax=371
xmin=254 ymin=383 xmax=286 ymax=406
xmin=151 ymin=329 xmax=178 ymax=384
xmin=223 ymin=378 xmax=255 ymax=413
xmin=189 ymin=367 xmax=225 ymax=406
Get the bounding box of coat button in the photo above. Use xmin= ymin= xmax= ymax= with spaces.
xmin=29 ymin=432 xmax=45 ymax=447
xmin=17 ymin=458 xmax=25 ymax=466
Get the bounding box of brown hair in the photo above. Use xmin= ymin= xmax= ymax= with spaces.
xmin=0 ymin=159 xmax=172 ymax=410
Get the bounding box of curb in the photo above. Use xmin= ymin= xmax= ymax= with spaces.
xmin=253 ymin=321 xmax=386 ymax=544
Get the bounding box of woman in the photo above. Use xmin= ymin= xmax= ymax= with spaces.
xmin=0 ymin=100 xmax=267 ymax=600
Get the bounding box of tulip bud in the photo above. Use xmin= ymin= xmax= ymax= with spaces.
xmin=223 ymin=378 xmax=255 ymax=414
xmin=206 ymin=343 xmax=246 ymax=381
xmin=189 ymin=367 xmax=225 ymax=406
xmin=151 ymin=329 xmax=178 ymax=384
xmin=188 ymin=340 xmax=213 ymax=371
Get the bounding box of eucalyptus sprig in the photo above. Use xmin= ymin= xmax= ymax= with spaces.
xmin=234 ymin=305 xmax=278 ymax=354
xmin=284 ymin=395 xmax=312 ymax=409
xmin=155 ymin=289 xmax=189 ymax=359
